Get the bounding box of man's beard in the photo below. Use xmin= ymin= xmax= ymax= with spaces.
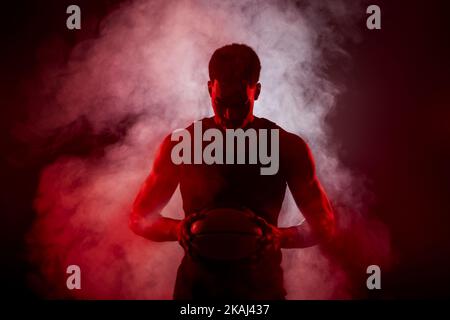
xmin=216 ymin=100 xmax=252 ymax=129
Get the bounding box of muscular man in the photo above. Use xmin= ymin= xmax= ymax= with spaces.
xmin=129 ymin=43 xmax=335 ymax=299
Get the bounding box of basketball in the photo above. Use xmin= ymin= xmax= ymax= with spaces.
xmin=184 ymin=207 xmax=267 ymax=261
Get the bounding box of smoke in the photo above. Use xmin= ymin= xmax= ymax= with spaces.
xmin=21 ymin=0 xmax=392 ymax=299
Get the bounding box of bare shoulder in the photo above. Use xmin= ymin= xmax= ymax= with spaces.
xmin=273 ymin=125 xmax=315 ymax=180
xmin=281 ymin=129 xmax=311 ymax=153
xmin=152 ymin=132 xmax=179 ymax=173
xmin=254 ymin=117 xmax=312 ymax=160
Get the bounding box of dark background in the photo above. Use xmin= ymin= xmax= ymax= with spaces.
xmin=1 ymin=0 xmax=449 ymax=299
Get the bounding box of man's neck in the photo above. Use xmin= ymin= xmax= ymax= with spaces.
xmin=213 ymin=114 xmax=255 ymax=130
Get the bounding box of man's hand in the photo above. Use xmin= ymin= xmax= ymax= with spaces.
xmin=176 ymin=212 xmax=204 ymax=253
xmin=262 ymin=223 xmax=283 ymax=252
xmin=252 ymin=215 xmax=283 ymax=253
xmin=129 ymin=212 xmax=182 ymax=242
xmin=253 ymin=216 xmax=324 ymax=250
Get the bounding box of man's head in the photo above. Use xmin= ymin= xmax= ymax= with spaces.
xmin=208 ymin=43 xmax=261 ymax=129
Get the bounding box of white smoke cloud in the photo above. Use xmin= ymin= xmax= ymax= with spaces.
xmin=24 ymin=0 xmax=391 ymax=299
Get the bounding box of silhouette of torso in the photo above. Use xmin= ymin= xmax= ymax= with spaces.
xmin=178 ymin=116 xmax=287 ymax=225
xmin=173 ymin=116 xmax=303 ymax=299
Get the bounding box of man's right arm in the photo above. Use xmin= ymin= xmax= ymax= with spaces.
xmin=129 ymin=135 xmax=181 ymax=242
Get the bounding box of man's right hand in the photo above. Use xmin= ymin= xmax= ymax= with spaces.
xmin=176 ymin=212 xmax=203 ymax=252
xmin=129 ymin=212 xmax=183 ymax=242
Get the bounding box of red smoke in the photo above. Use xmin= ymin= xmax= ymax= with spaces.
xmin=22 ymin=0 xmax=393 ymax=299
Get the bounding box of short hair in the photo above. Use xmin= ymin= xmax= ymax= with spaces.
xmin=208 ymin=43 xmax=261 ymax=85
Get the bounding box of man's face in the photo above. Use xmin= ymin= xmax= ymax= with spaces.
xmin=208 ymin=79 xmax=261 ymax=129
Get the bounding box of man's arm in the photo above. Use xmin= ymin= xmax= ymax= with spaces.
xmin=129 ymin=135 xmax=181 ymax=242
xmin=279 ymin=134 xmax=336 ymax=248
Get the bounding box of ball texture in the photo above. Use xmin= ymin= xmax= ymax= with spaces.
xmin=186 ymin=207 xmax=266 ymax=261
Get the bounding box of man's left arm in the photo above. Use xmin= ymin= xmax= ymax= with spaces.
xmin=278 ymin=134 xmax=336 ymax=248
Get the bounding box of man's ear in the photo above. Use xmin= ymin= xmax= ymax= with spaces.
xmin=254 ymin=82 xmax=261 ymax=100
xmin=207 ymin=80 xmax=213 ymax=97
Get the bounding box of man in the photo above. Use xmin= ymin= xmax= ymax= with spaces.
xmin=129 ymin=43 xmax=335 ymax=299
